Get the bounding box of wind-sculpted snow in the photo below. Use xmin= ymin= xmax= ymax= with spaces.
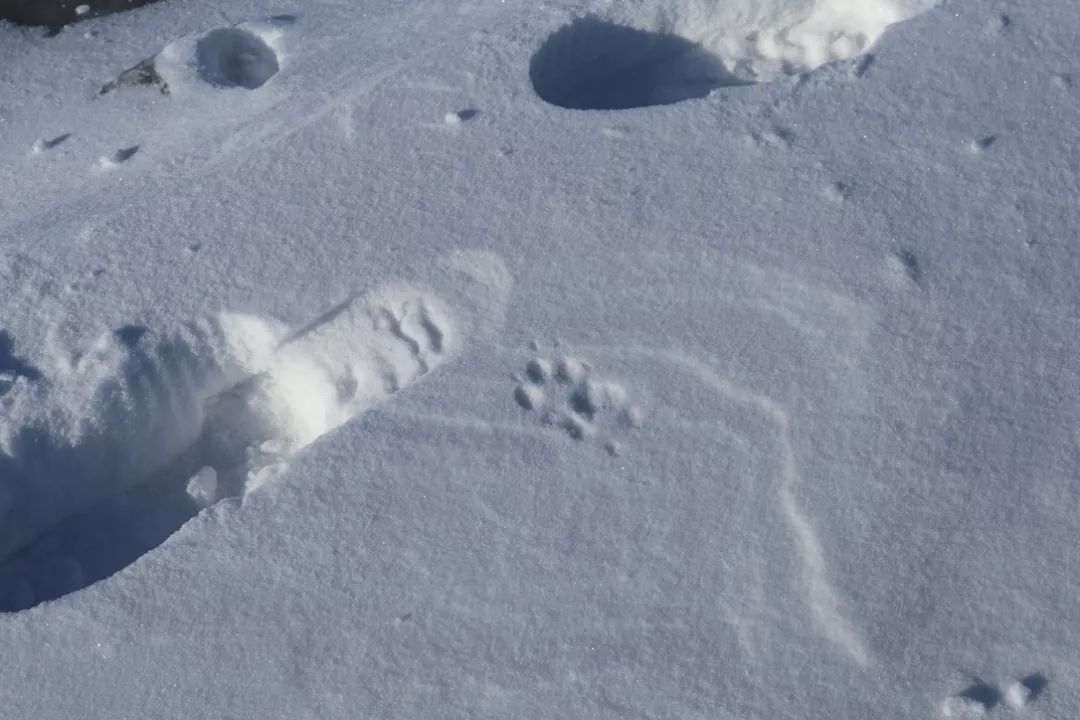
xmin=0 ymin=251 xmax=510 ymax=612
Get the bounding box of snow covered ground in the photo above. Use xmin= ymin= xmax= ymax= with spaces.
xmin=1 ymin=0 xmax=1079 ymax=717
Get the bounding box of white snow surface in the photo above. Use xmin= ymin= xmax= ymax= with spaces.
xmin=1 ymin=0 xmax=1079 ymax=717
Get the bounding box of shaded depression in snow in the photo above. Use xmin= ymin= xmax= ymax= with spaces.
xmin=196 ymin=27 xmax=279 ymax=90
xmin=529 ymin=16 xmax=747 ymax=110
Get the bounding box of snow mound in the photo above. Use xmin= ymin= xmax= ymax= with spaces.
xmin=531 ymin=0 xmax=936 ymax=109
xmin=0 ymin=251 xmax=511 ymax=612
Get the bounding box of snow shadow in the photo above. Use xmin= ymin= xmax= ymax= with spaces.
xmin=529 ymin=16 xmax=747 ymax=110
xmin=0 ymin=329 xmax=257 ymax=612
xmin=0 ymin=331 xmax=40 ymax=387
xmin=196 ymin=27 xmax=279 ymax=90
xmin=1020 ymin=673 xmax=1049 ymax=702
xmin=958 ymin=681 xmax=1001 ymax=710
xmin=0 ymin=461 xmax=207 ymax=613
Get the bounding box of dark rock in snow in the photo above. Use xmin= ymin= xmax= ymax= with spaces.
xmin=0 ymin=0 xmax=163 ymax=29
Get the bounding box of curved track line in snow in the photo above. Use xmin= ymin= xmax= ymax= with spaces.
xmin=617 ymin=345 xmax=872 ymax=667
xmin=0 ymin=250 xmax=511 ymax=613
xmin=391 ymin=340 xmax=872 ymax=667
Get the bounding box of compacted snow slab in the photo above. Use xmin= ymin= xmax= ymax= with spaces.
xmin=1 ymin=0 xmax=1080 ymax=718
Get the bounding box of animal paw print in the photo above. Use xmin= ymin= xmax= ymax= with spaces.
xmin=941 ymin=673 xmax=1048 ymax=717
xmin=513 ymin=351 xmax=643 ymax=455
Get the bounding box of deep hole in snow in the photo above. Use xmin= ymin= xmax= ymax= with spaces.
xmin=958 ymin=682 xmax=1001 ymax=710
xmin=196 ymin=28 xmax=280 ymax=90
xmin=0 ymin=249 xmax=509 ymax=614
xmin=1020 ymin=673 xmax=1049 ymax=702
xmin=529 ymin=16 xmax=747 ymax=110
xmin=530 ymin=2 xmax=937 ymax=110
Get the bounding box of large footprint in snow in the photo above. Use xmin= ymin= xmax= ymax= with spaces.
xmin=530 ymin=0 xmax=937 ymax=109
xmin=0 ymin=251 xmax=511 ymax=611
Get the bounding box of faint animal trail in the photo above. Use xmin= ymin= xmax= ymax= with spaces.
xmin=590 ymin=344 xmax=871 ymax=667
xmin=513 ymin=349 xmax=642 ymax=455
xmin=0 ymin=250 xmax=511 ymax=612
xmin=941 ymin=673 xmax=1048 ymax=717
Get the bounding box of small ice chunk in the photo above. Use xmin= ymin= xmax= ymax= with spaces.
xmin=186 ymin=466 xmax=219 ymax=507
xmin=940 ymin=696 xmax=988 ymax=718
xmin=968 ymin=136 xmax=997 ymax=154
xmin=444 ymin=109 xmax=478 ymax=124
xmin=246 ymin=462 xmax=286 ymax=493
xmin=97 ymin=145 xmax=139 ymax=170
xmin=1014 ymin=674 xmax=1048 ymax=706
xmin=830 ymin=34 xmax=861 ymax=58
xmin=259 ymin=438 xmax=289 ymax=456
xmin=75 ymin=4 xmax=90 ymax=15
xmin=31 ymin=134 xmax=70 ymax=154
xmin=1003 ymin=681 xmax=1030 ymax=709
